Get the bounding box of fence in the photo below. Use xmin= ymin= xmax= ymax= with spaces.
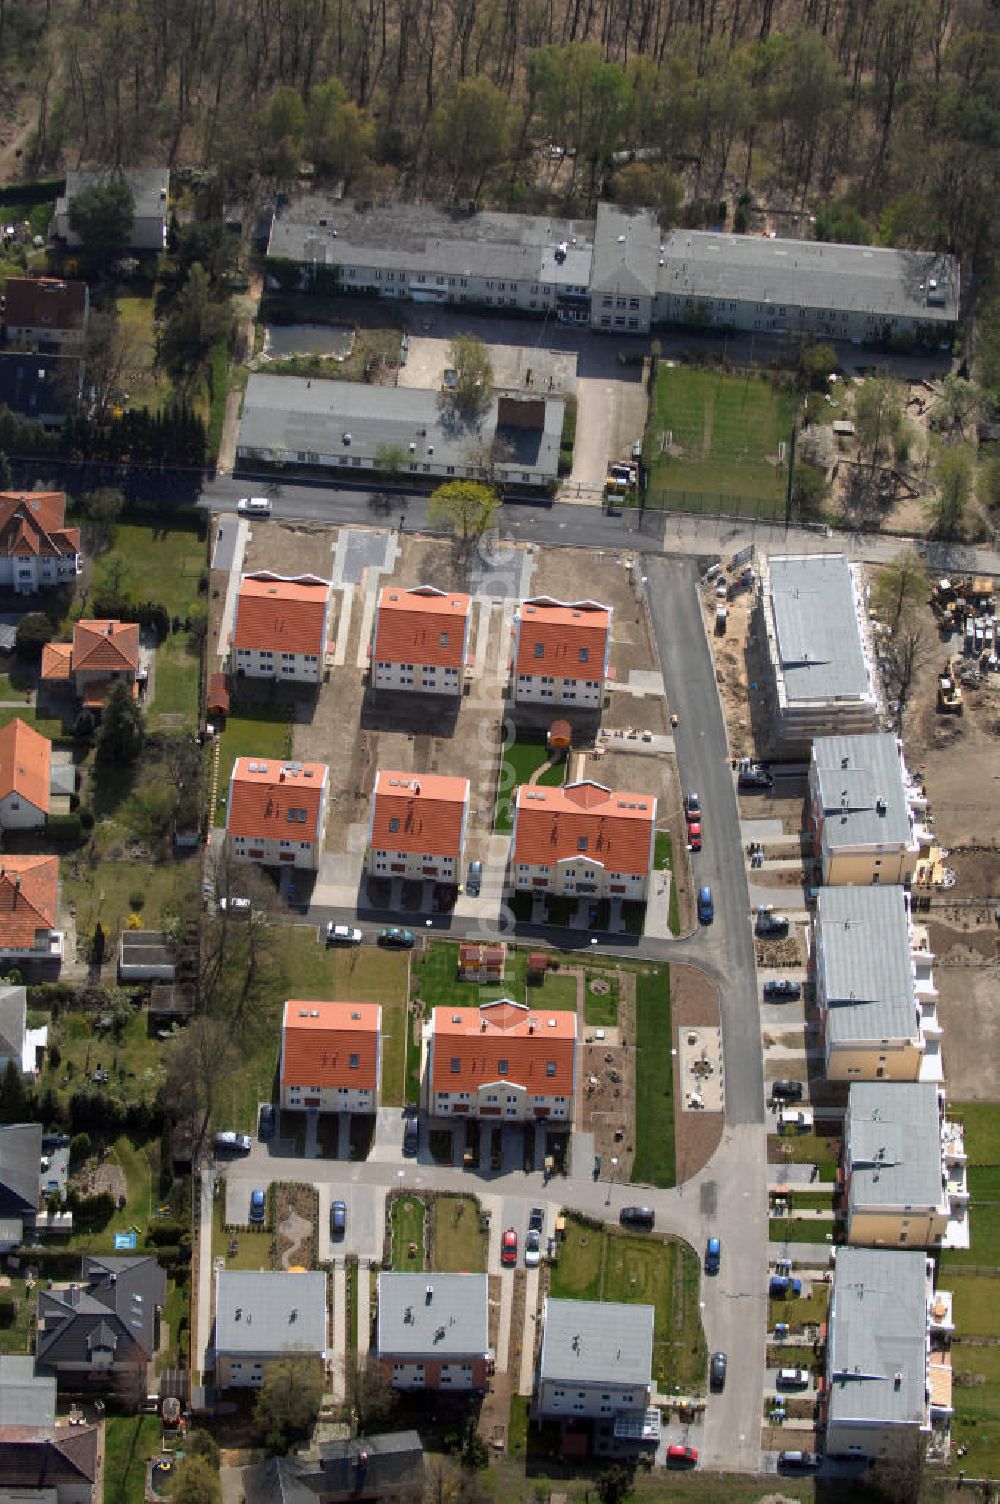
xmin=632 ymin=487 xmax=792 ymax=523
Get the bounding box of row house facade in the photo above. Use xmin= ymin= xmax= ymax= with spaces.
xmin=231 ymin=572 xmax=333 ymax=684
xmin=365 ymin=771 xmax=469 ymax=886
xmin=425 ymin=998 xmax=576 ymax=1123
xmin=279 ymin=999 xmax=381 ymax=1114
xmin=511 ymin=780 xmax=656 ymax=902
xmin=511 ymin=598 xmax=612 ymax=708
xmin=371 ymin=585 xmax=471 ymax=695
xmin=226 ymin=758 xmax=330 ymax=870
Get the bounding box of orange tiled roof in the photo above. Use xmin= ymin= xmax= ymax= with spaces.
xmin=0 ymin=491 xmax=80 ymax=561
xmin=227 ymin=758 xmax=328 ymax=842
xmin=281 ymin=999 xmax=380 ymax=1090
xmin=512 ymin=780 xmax=655 ymax=876
xmin=370 ymin=770 xmax=469 ymax=858
xmin=233 ymin=572 xmax=331 ymax=656
xmin=514 ymin=597 xmax=611 ymax=677
xmin=2 ymin=278 xmax=87 ymax=333
xmin=0 ymin=854 xmax=58 ymax=950
xmin=40 ymin=642 xmax=72 ymax=682
xmin=373 ymin=586 xmax=470 ymax=668
xmin=0 ymin=717 xmax=51 ymax=814
xmin=72 ymin=620 xmax=139 ymax=674
xmin=459 ymin=943 xmax=506 ymax=967
xmin=431 ymin=1000 xmax=576 ymax=1095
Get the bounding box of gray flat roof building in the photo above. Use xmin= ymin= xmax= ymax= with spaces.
xmin=846 ymin=1082 xmax=944 ymax=1211
xmin=237 ymin=375 xmax=564 ymax=486
xmin=214 ymin=1270 xmax=328 ymax=1360
xmin=816 ymin=886 xmax=918 ymax=1049
xmin=539 ymin=1297 xmax=654 ymax=1389
xmin=377 ymin=1273 xmax=489 ymax=1360
xmin=0 ymin=1123 xmax=41 ymax=1217
xmin=0 ymin=1357 xmax=55 ymax=1427
xmin=811 ymin=732 xmax=914 ymax=851
xmin=826 ymin=1247 xmax=930 ymax=1451
xmin=656 ymin=232 xmax=959 ymax=325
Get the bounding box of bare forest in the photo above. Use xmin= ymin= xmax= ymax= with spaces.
xmin=0 ymin=0 xmax=995 ymax=270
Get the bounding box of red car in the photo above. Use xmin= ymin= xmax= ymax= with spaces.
xmin=667 ymin=1444 xmax=698 ymax=1467
xmin=688 ymin=820 xmax=702 ymax=851
xmin=501 ymin=1228 xmax=518 ymax=1266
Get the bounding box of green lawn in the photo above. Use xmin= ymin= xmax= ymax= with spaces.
xmin=212 ymin=1195 xmax=272 ymax=1269
xmin=768 ymin=1218 xmax=841 ymax=1245
xmin=0 ymin=1277 xmax=36 ymax=1355
xmin=951 ymin=1274 xmax=1000 ymax=1337
xmin=104 ymin=1415 xmax=162 ymax=1504
xmin=954 ymin=1103 xmax=1000 ymax=1164
xmin=0 ymin=705 xmax=66 ymax=737
xmin=62 ymin=857 xmax=199 ymax=942
xmin=583 ymin=971 xmax=619 ymax=1028
xmin=632 ymin=967 xmax=675 ymax=1188
xmin=93 ymin=519 xmax=206 ymax=621
xmin=950 ymin=1340 xmax=1000 ymax=1478
xmin=768 ymin=1129 xmax=842 ymax=1167
xmin=44 ymin=1007 xmax=166 ymax=1109
xmin=115 ymin=293 xmax=172 ymax=413
xmin=214 ymin=710 xmax=291 ymax=823
xmin=645 ymin=365 xmax=797 ymax=515
xmin=150 ymin=637 xmax=200 ymax=728
xmin=768 ymin=1284 xmax=830 ymax=1330
xmin=431 ymin=1195 xmax=487 ymax=1272
xmin=63 ymin=1135 xmax=158 ymax=1254
xmin=494 ymin=735 xmax=564 ymax=832
xmin=391 ymin=1196 xmax=427 ymax=1269
xmin=941 ymin=1104 xmax=1000 ymax=1271
xmin=552 ymin=1215 xmax=706 ymax=1393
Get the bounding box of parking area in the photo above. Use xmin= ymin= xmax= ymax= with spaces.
xmin=398 ymin=330 xmax=576 ymax=398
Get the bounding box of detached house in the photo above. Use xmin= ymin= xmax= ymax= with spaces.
xmin=843 ymin=1082 xmax=969 ymax=1250
xmin=426 ymin=998 xmax=576 ymax=1122
xmin=41 ymin=619 xmax=140 ymax=710
xmin=372 ymin=586 xmax=471 ymax=695
xmin=36 ymin=1255 xmax=166 ymax=1383
xmin=226 ymin=758 xmax=330 ymax=870
xmin=54 ymin=168 xmax=170 ymax=252
xmin=366 ymin=771 xmax=469 ymax=886
xmin=511 ymin=781 xmax=656 ymax=901
xmin=377 ymin=1273 xmax=490 ymax=1392
xmin=537 ymin=1298 xmax=659 ymax=1453
xmin=809 ymin=732 xmax=926 ymax=886
xmin=280 ymin=999 xmax=382 ymax=1114
xmin=0 ymin=491 xmax=81 ymax=594
xmin=231 ymin=572 xmax=333 ymax=684
xmin=0 ymin=1121 xmax=43 ymax=1249
xmin=213 ymin=1269 xmax=328 ymax=1389
xmin=512 ymin=598 xmax=612 ymax=708
xmin=0 ymin=1359 xmax=99 ymax=1504
xmin=0 ymin=718 xmax=51 ymax=830
xmin=0 ymin=985 xmax=47 ymax=1081
xmin=2 ymin=278 xmax=89 ymax=353
xmin=0 ymin=856 xmax=62 ymax=971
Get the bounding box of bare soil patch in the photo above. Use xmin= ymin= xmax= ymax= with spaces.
xmin=671 ymin=964 xmax=723 ymax=1183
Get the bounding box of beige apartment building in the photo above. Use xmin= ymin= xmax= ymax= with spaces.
xmin=809 ymin=732 xmax=927 ymax=886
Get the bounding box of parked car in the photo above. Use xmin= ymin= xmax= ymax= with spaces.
xmin=778 ymin=1451 xmax=820 ymax=1472
xmin=501 ymin=1228 xmax=518 ymax=1266
xmin=466 ymin=861 xmax=482 ymax=897
xmin=685 ymin=792 xmax=701 ymax=819
xmin=402 ymin=1114 xmax=419 ymax=1157
xmin=769 ymin=1275 xmax=802 ymax=1298
xmin=776 ymin=1367 xmax=810 ymax=1391
xmin=378 ymin=927 xmax=415 ymax=948
xmin=763 ymin=978 xmax=802 ymax=1000
xmin=756 ymin=908 xmax=790 ymax=937
xmin=738 ymin=769 xmax=773 ymax=791
xmin=524 ymin=1229 xmax=541 ymax=1267
xmin=215 ymin=1131 xmax=252 ymax=1154
xmin=620 ymin=1206 xmax=655 ymax=1229
xmin=778 ymin=1108 xmax=814 ymax=1134
xmin=237 ymin=496 xmax=271 ymax=516
xmin=327 ymin=923 xmax=363 ymax=945
xmin=704 ymin=1236 xmax=721 ymax=1274
xmin=258 ymin=1104 xmax=276 ymax=1140
xmin=698 ymin=886 xmax=714 ymax=924
xmin=666 ymin=1445 xmax=698 ymax=1467
xmin=688 ymin=819 xmax=702 ymax=851
xmin=330 ymin=1200 xmax=346 ymax=1238
xmin=771 ymin=1080 xmax=804 ymax=1101
xmin=249 ymin=1188 xmax=267 ymax=1224
xmin=219 ymin=896 xmax=251 ymax=914
xmin=710 ymin=1351 xmax=727 ymax=1391
xmin=529 ymin=1206 xmax=545 ymax=1233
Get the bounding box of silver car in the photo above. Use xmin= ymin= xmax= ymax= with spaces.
xmin=524 ymin=1228 xmax=541 ymax=1267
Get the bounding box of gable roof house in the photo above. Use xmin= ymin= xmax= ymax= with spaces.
xmin=0 ymin=1406 xmax=99 ymax=1504
xmin=0 ymin=718 xmax=51 ymax=830
xmin=371 ymin=586 xmax=472 ymax=695
xmin=242 ymin=1432 xmax=426 ymax=1504
xmin=755 ymin=554 xmax=881 ymax=751
xmin=0 ymin=353 xmax=80 ymax=431
xmin=537 ymin=1298 xmax=659 ymax=1453
xmin=0 ymin=856 xmax=63 ymax=973
xmin=426 ymin=998 xmax=576 ymax=1122
xmin=813 ymin=885 xmax=942 ymax=1082
xmin=376 ymin=1273 xmax=490 ymax=1391
xmin=53 ymin=168 xmax=170 ymax=252
xmin=280 ymin=999 xmax=382 ymax=1114
xmin=40 ymin=620 xmax=140 ymax=711
xmin=213 ymin=1269 xmax=328 ymax=1388
xmin=0 ymin=492 xmax=81 ymax=593
xmin=366 ymin=771 xmax=469 ymax=887
xmin=225 ymin=758 xmax=330 ymax=871
xmin=2 ymin=278 xmax=89 ymax=352
xmin=231 ymin=572 xmax=333 ymax=684
xmin=0 ymin=985 xmax=47 ymax=1081
xmin=809 ymin=732 xmax=927 ymax=886
xmin=0 ymin=1121 xmax=42 ymax=1249
xmin=512 ymin=598 xmax=612 ymax=708
xmin=36 ymin=1255 xmax=166 ymax=1382
xmin=511 ymin=780 xmax=656 ymax=902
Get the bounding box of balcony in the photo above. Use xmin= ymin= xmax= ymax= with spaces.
xmin=929 ymin=1288 xmax=954 ymax=1336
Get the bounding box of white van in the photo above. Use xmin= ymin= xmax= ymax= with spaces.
xmin=237 ymin=496 xmax=271 ymax=516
